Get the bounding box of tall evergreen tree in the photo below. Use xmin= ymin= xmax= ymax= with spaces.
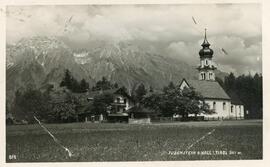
xmin=79 ymin=79 xmax=89 ymax=93
xmin=224 ymin=72 xmax=236 ymax=91
xmin=60 ymin=69 xmax=72 ymax=89
xmin=223 ymin=72 xmax=262 ymax=119
xmin=134 ymin=83 xmax=147 ymax=103
xmin=92 ymin=76 xmax=114 ymax=91
xmin=163 ymin=81 xmax=175 ymax=94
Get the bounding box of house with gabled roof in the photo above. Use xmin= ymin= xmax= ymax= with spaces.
xmin=78 ymin=88 xmax=134 ymax=122
xmin=179 ymin=29 xmax=244 ymax=119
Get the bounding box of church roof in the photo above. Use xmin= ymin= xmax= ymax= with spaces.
xmin=226 ymin=90 xmax=243 ymax=105
xmin=181 ymin=79 xmax=231 ymax=100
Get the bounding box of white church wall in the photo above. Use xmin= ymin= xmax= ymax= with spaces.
xmin=203 ymin=99 xmax=231 ymax=119
xmin=240 ymin=105 xmax=244 ymax=118
xmin=230 ymin=104 xmax=244 ymax=119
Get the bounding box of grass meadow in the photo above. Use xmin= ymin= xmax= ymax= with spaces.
xmin=6 ymin=120 xmax=262 ymax=162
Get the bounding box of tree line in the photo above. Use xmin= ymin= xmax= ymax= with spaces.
xmin=217 ymin=72 xmax=262 ymax=119
xmin=60 ymin=69 xmax=89 ymax=93
xmin=8 ymin=69 xmax=263 ymax=124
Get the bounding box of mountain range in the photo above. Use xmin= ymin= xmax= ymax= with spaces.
xmin=6 ymin=36 xmax=227 ymax=106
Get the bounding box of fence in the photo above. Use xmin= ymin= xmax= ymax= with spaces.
xmin=128 ymin=118 xmax=151 ymax=124
xmin=204 ymin=116 xmax=245 ymax=121
xmin=151 ymin=116 xmax=244 ymax=122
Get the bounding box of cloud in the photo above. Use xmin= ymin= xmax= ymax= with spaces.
xmin=166 ymin=41 xmax=198 ymax=65
xmin=6 ymin=4 xmax=261 ymax=75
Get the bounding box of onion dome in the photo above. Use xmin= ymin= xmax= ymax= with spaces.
xmin=199 ymin=29 xmax=214 ymax=58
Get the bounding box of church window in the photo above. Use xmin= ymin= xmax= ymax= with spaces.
xmin=231 ymin=105 xmax=234 ymax=113
xmin=213 ymin=102 xmax=216 ymax=111
xmin=206 ymin=60 xmax=208 ymax=65
xmin=223 ymin=102 xmax=226 ymax=110
xmin=201 ymin=73 xmax=204 ymax=80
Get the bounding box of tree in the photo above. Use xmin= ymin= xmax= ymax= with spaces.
xmin=113 ymin=83 xmax=119 ymax=89
xmin=49 ymin=93 xmax=78 ymax=123
xmin=223 ymin=72 xmax=262 ymax=119
xmin=79 ymin=79 xmax=89 ymax=93
xmin=142 ymin=83 xmax=210 ymax=119
xmin=134 ymin=83 xmax=147 ymax=103
xmin=92 ymin=76 xmax=115 ymax=91
xmin=142 ymin=92 xmax=163 ymax=112
xmin=12 ymin=88 xmax=51 ymax=123
xmin=60 ymin=69 xmax=72 ymax=89
xmin=70 ymin=78 xmax=80 ymax=92
xmin=224 ymin=72 xmax=236 ymax=91
xmin=180 ymin=87 xmax=210 ymax=118
xmin=60 ymin=69 xmax=90 ymax=93
xmin=163 ymin=81 xmax=175 ymax=94
xmin=115 ymin=86 xmax=129 ymax=96
xmin=92 ymin=93 xmax=114 ymax=117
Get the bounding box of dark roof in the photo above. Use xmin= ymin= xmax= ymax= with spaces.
xmin=181 ymin=79 xmax=231 ymax=100
xmin=88 ymin=88 xmax=132 ymax=99
xmin=127 ymin=105 xmax=156 ymax=114
xmin=226 ymin=90 xmax=243 ymax=105
xmin=87 ymin=88 xmax=119 ymax=98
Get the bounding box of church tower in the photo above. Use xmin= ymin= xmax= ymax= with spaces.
xmin=197 ymin=29 xmax=216 ymax=81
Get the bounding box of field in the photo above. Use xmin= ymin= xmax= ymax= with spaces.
xmin=6 ymin=120 xmax=262 ymax=162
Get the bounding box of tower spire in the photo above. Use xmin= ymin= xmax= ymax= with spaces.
xmin=204 ymin=28 xmax=207 ymax=38
xmin=201 ymin=28 xmax=210 ymax=47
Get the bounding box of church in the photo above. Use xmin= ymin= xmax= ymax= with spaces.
xmin=179 ymin=30 xmax=244 ymax=120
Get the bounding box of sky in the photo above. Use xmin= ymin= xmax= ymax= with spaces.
xmin=6 ymin=4 xmax=262 ymax=75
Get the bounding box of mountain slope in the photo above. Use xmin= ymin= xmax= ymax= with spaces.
xmin=6 ymin=36 xmax=93 ymax=107
xmin=74 ymin=42 xmax=199 ymax=92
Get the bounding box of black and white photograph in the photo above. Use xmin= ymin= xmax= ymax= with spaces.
xmin=4 ymin=1 xmax=264 ymax=164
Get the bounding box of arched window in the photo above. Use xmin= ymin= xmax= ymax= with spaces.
xmin=213 ymin=101 xmax=216 ymax=111
xmin=223 ymin=102 xmax=226 ymax=110
xmin=206 ymin=59 xmax=208 ymax=65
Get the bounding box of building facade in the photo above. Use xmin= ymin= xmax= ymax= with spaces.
xmin=180 ymin=29 xmax=244 ymax=119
